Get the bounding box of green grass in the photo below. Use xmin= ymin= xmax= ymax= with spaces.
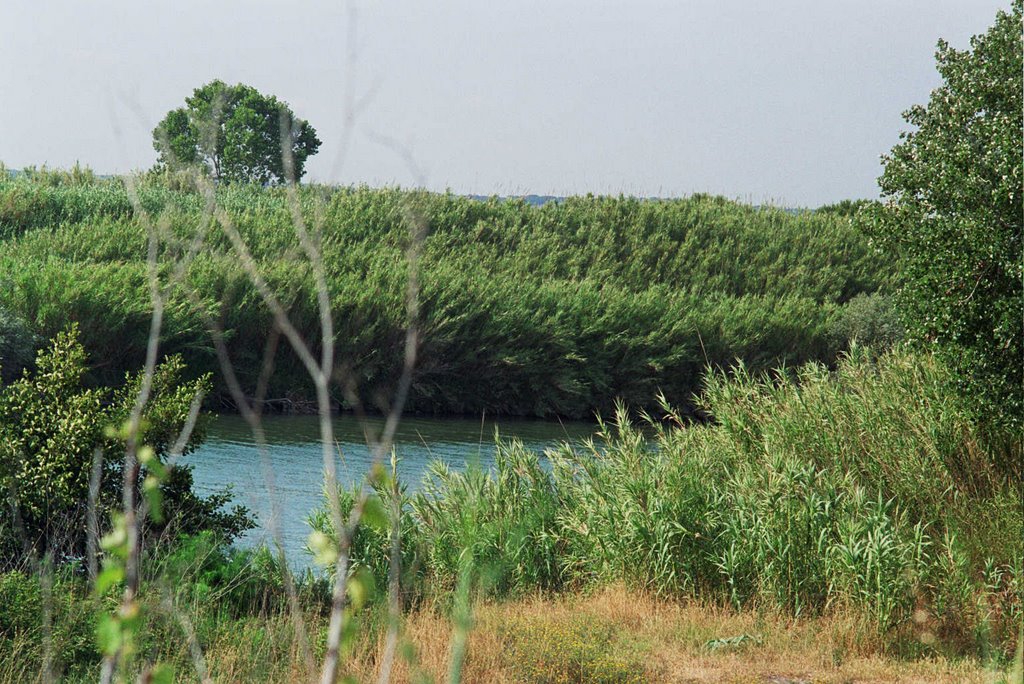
xmin=1 ymin=351 xmax=1019 ymax=680
xmin=314 ymin=349 xmax=1022 ymax=659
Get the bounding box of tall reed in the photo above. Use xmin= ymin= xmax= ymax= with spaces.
xmin=314 ymin=350 xmax=1022 ymax=657
xmin=0 ymin=173 xmax=894 ymax=417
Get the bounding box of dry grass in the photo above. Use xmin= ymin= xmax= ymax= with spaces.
xmin=1 ymin=574 xmax=1013 ymax=683
xmin=336 ymin=587 xmax=1011 ymax=684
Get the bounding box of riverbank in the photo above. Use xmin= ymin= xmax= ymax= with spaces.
xmin=187 ymin=413 xmax=597 ymax=565
xmin=348 ymin=588 xmax=1019 ymax=683
xmin=306 ymin=349 xmax=1021 ymax=660
xmin=1 ymin=349 xmax=1019 ymax=681
xmin=5 ymin=582 xmax=1015 ymax=683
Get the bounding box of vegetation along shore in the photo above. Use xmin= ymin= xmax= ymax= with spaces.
xmin=0 ymin=2 xmax=1021 ymax=682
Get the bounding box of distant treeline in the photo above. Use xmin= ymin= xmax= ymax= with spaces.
xmin=0 ymin=171 xmax=895 ymax=417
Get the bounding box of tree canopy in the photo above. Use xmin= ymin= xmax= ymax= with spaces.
xmin=863 ymin=1 xmax=1023 ymax=428
xmin=152 ymin=80 xmax=321 ymax=185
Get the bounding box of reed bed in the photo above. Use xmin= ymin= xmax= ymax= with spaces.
xmin=312 ymin=350 xmax=1022 ymax=659
xmin=0 ymin=172 xmax=892 ymax=417
xmin=2 ymin=351 xmax=1019 ymax=680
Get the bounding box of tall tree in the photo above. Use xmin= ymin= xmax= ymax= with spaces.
xmin=153 ymin=80 xmax=321 ymax=185
xmin=863 ymin=1 xmax=1023 ymax=428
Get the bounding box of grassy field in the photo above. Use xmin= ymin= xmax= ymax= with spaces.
xmin=7 ymin=587 xmax=1015 ymax=683
xmin=364 ymin=589 xmax=1018 ymax=684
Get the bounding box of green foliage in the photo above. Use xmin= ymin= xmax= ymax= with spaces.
xmin=862 ymin=1 xmax=1023 ymax=428
xmin=0 ymin=305 xmax=38 ymax=384
xmin=153 ymin=531 xmax=320 ymax=617
xmin=0 ymin=570 xmax=99 ymax=679
xmin=307 ymin=481 xmax=424 ymax=605
xmin=0 ymin=175 xmax=133 ymax=240
xmin=0 ymin=174 xmax=891 ymax=417
xmin=500 ymin=614 xmax=647 ymax=683
xmin=0 ymin=533 xmax=317 ymax=682
xmin=152 ymin=467 xmax=254 ymax=544
xmin=0 ymin=570 xmax=43 ymax=637
xmin=828 ymin=292 xmax=903 ymax=352
xmin=311 ymin=352 xmax=1022 ymax=655
xmin=815 ymin=198 xmax=875 ymax=217
xmin=153 ymin=80 xmax=321 ymax=184
xmin=0 ymin=327 xmax=251 ymax=565
xmin=413 ymin=444 xmax=563 ymax=596
xmin=0 ymin=328 xmax=107 ymax=540
xmin=16 ymin=163 xmax=99 ymax=188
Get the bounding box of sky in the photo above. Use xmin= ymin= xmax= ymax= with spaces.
xmin=0 ymin=0 xmax=1009 ymax=207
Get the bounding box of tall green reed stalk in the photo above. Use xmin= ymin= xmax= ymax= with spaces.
xmin=313 ymin=349 xmax=1022 ymax=658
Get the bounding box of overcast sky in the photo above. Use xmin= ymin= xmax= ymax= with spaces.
xmin=0 ymin=1 xmax=1008 ymax=206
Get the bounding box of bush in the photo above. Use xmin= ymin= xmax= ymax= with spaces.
xmin=0 ymin=571 xmax=42 ymax=638
xmin=308 ymin=478 xmax=425 ymax=606
xmin=0 ymin=327 xmax=252 ymax=567
xmin=0 ymin=570 xmax=99 ymax=679
xmin=413 ymin=443 xmax=563 ymax=595
xmin=829 ymin=292 xmax=904 ymax=352
xmin=152 ymin=532 xmax=317 ymax=618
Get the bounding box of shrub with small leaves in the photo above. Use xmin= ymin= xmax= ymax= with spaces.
xmin=829 ymin=293 xmax=904 ymax=352
xmin=0 ymin=326 xmax=250 ymax=567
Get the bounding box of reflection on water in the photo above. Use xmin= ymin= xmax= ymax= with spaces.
xmin=185 ymin=414 xmax=596 ymax=567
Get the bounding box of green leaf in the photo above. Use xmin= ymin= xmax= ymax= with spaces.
xmin=149 ymin=663 xmax=175 ymax=684
xmin=143 ymin=474 xmax=165 ymax=522
xmin=100 ymin=514 xmax=128 ymax=555
xmin=307 ymin=530 xmax=337 ymax=568
xmin=95 ymin=614 xmax=122 ymax=656
xmin=94 ymin=564 xmax=124 ymax=596
xmin=347 ymin=566 xmax=376 ymax=610
xmin=361 ymin=495 xmax=388 ymax=532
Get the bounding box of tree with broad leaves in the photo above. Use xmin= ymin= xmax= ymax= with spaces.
xmin=862 ymin=1 xmax=1022 ymax=430
xmin=153 ymin=80 xmax=321 ymax=185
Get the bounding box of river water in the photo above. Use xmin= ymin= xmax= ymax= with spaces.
xmin=185 ymin=414 xmax=596 ymax=566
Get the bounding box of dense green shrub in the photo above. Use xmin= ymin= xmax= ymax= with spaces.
xmin=413 ymin=445 xmax=563 ymax=596
xmin=815 ymin=198 xmax=875 ymax=217
xmin=827 ymin=292 xmax=903 ymax=352
xmin=0 ymin=305 xmax=37 ymax=383
xmin=151 ymin=531 xmax=320 ymax=618
xmin=0 ymin=534 xmax=315 ymax=681
xmin=0 ymin=328 xmax=251 ymax=566
xmin=0 ymin=570 xmax=42 ymax=637
xmin=307 ymin=482 xmax=424 ymax=606
xmin=0 ymin=174 xmax=891 ymax=417
xmin=0 ymin=570 xmax=99 ymax=679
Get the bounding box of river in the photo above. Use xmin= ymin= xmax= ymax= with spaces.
xmin=185 ymin=414 xmax=596 ymax=567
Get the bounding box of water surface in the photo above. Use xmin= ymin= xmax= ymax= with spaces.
xmin=186 ymin=414 xmax=596 ymax=566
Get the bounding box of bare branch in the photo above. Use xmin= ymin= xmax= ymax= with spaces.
xmin=86 ymin=448 xmax=103 ymax=584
